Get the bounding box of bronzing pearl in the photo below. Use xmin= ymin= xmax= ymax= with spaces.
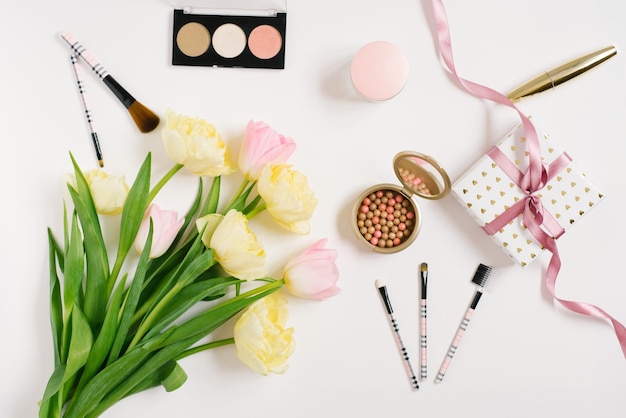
xmin=356 ymin=189 xmax=417 ymax=250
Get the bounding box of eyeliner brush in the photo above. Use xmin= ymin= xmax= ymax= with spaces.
xmin=375 ymin=279 xmax=419 ymax=391
xmin=419 ymin=262 xmax=428 ymax=380
xmin=435 ymin=264 xmax=493 ymax=383
xmin=60 ymin=32 xmax=160 ymax=133
xmin=69 ymin=54 xmax=104 ymax=167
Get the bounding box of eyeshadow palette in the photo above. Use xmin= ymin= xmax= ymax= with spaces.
xmin=172 ymin=6 xmax=287 ymax=69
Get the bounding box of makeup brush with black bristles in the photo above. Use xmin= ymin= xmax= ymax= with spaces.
xmin=61 ymin=32 xmax=160 ymax=133
xmin=435 ymin=263 xmax=493 ymax=383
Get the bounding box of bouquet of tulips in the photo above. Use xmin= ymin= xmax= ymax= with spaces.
xmin=38 ymin=112 xmax=340 ymax=418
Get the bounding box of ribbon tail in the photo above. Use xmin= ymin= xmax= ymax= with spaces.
xmin=555 ymin=297 xmax=626 ymax=359
xmin=532 ymin=222 xmax=626 ymax=359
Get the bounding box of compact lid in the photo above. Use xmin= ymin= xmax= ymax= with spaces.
xmin=350 ymin=41 xmax=409 ymax=101
xmin=393 ymin=151 xmax=451 ymax=200
xmin=171 ymin=0 xmax=287 ymax=15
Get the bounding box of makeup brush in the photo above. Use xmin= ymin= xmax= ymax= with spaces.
xmin=419 ymin=262 xmax=428 ymax=380
xmin=60 ymin=32 xmax=160 ymax=133
xmin=375 ymin=278 xmax=419 ymax=391
xmin=435 ymin=263 xmax=493 ymax=383
xmin=69 ymin=54 xmax=104 ymax=167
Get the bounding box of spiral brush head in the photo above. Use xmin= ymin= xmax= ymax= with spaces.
xmin=471 ymin=263 xmax=493 ymax=287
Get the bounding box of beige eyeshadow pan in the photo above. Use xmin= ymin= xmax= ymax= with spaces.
xmin=176 ymin=22 xmax=211 ymax=58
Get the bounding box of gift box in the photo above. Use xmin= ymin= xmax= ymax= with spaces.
xmin=451 ymin=122 xmax=606 ymax=267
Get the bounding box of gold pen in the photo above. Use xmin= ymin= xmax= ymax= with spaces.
xmin=507 ymin=45 xmax=617 ymax=102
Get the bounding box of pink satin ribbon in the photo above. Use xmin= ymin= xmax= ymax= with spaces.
xmin=482 ymin=147 xmax=570 ymax=239
xmin=431 ymin=0 xmax=626 ymax=358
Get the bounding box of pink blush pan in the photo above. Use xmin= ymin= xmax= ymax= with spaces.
xmin=248 ymin=24 xmax=283 ymax=59
xmin=350 ymin=41 xmax=409 ymax=101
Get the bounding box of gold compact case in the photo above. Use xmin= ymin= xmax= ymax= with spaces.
xmin=352 ymin=151 xmax=451 ymax=253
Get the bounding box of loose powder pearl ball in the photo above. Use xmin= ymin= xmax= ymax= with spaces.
xmin=356 ymin=189 xmax=417 ymax=250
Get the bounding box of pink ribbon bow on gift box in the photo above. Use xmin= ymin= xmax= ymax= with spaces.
xmin=482 ymin=144 xmax=572 ymax=241
xmin=431 ymin=0 xmax=626 ymax=358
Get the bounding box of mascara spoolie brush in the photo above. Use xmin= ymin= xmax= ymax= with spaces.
xmin=435 ymin=263 xmax=493 ymax=383
xmin=61 ymin=32 xmax=160 ymax=134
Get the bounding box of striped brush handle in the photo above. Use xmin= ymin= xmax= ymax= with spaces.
xmin=420 ymin=299 xmax=427 ymax=380
xmin=61 ymin=32 xmax=110 ymax=80
xmin=69 ymin=55 xmax=103 ymax=163
xmin=387 ymin=313 xmax=420 ymax=390
xmin=435 ymin=306 xmax=474 ymax=383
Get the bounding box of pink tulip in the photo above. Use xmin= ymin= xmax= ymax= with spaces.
xmin=282 ymin=239 xmax=340 ymax=300
xmin=134 ymin=204 xmax=184 ymax=259
xmin=238 ymin=120 xmax=296 ymax=181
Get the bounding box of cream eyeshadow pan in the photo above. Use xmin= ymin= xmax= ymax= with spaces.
xmin=172 ymin=9 xmax=286 ymax=69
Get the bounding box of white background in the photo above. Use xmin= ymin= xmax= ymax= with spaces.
xmin=1 ymin=1 xmax=625 ymax=417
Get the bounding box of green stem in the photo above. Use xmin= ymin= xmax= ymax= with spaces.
xmin=127 ymin=250 xmax=218 ymax=350
xmin=107 ymin=258 xmax=125 ymax=297
xmin=223 ymin=279 xmax=283 ymax=308
xmin=246 ymin=201 xmax=266 ymax=219
xmin=126 ymin=282 xmax=184 ymax=351
xmin=149 ymin=164 xmax=184 ymax=203
xmin=175 ymin=338 xmax=235 ymax=361
xmin=222 ymin=178 xmax=250 ymax=213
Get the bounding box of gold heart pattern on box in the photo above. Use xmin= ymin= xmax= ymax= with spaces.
xmin=451 ymin=122 xmax=605 ymax=267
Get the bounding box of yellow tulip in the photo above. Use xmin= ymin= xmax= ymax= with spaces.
xmin=161 ymin=110 xmax=236 ymax=177
xmin=234 ymin=292 xmax=295 ymax=375
xmin=78 ymin=169 xmax=129 ymax=215
xmin=257 ymin=163 xmax=317 ymax=234
xmin=197 ymin=210 xmax=267 ymax=281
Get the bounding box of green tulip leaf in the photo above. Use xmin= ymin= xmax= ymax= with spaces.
xmin=47 ymin=229 xmax=64 ymax=367
xmin=109 ymin=153 xmax=151 ymax=294
xmin=76 ymin=273 xmax=127 ymax=394
xmin=69 ymin=153 xmax=109 ymax=329
xmin=62 ymin=213 xmax=84 ymax=322
xmin=161 ymin=362 xmax=187 ymax=392
xmin=201 ymin=176 xmax=221 ymax=216
xmin=108 ymin=223 xmax=154 ymax=363
xmin=143 ymin=277 xmax=240 ymax=341
xmin=124 ymin=360 xmax=176 ymax=397
xmin=62 ymin=305 xmax=93 ymax=386
xmin=40 ymin=364 xmax=66 ymax=403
